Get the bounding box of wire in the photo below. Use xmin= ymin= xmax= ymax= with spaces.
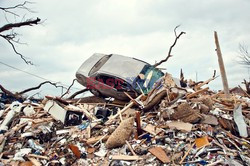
xmin=0 ymin=60 xmax=81 ymax=90
xmin=0 ymin=61 xmax=47 ymax=80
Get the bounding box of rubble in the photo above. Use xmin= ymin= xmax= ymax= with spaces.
xmin=0 ymin=72 xmax=250 ymax=165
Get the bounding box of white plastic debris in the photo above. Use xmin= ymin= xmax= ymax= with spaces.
xmin=21 ymin=132 xmax=34 ymax=138
xmin=44 ymin=100 xmax=67 ymax=123
xmin=13 ymin=148 xmax=32 ymax=161
xmin=94 ymin=143 xmax=107 ymax=157
xmin=28 ymin=139 xmax=45 ymax=153
xmin=210 ymin=108 xmax=223 ymax=116
xmin=233 ymin=104 xmax=248 ymax=138
xmin=210 ymin=108 xmax=233 ymax=119
xmin=0 ymin=101 xmax=23 ymax=131
xmin=10 ymin=101 xmax=23 ymax=112
xmin=0 ymin=109 xmax=5 ymax=118
xmin=23 ymin=105 xmax=35 ymax=116
xmin=0 ymin=109 xmax=15 ymax=131
xmin=77 ymin=142 xmax=86 ymax=153
xmin=59 ymin=138 xmax=67 ymax=145
xmin=240 ymin=154 xmax=250 ymax=165
xmin=186 ymin=88 xmax=195 ymax=93
xmin=59 ymin=158 xmax=66 ymax=165
xmin=221 ymin=114 xmax=233 ymax=120
xmin=19 ymin=118 xmax=31 ymax=124
xmin=23 ymin=121 xmax=33 ymax=132
xmin=56 ymin=129 xmax=70 ymax=135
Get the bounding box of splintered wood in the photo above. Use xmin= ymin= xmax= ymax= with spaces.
xmin=149 ymin=147 xmax=170 ymax=163
xmin=142 ymin=124 xmax=162 ymax=135
xmin=0 ymin=70 xmax=249 ymax=165
xmin=111 ymin=155 xmax=143 ymax=161
xmin=166 ymin=121 xmax=193 ymax=132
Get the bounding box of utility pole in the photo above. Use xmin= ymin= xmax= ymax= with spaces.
xmin=214 ymin=31 xmax=230 ymax=96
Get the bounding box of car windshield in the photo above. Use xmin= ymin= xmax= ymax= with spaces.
xmin=89 ymin=54 xmax=112 ymax=76
xmin=132 ymin=65 xmax=164 ymax=94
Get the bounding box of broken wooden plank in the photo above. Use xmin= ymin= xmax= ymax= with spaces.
xmin=166 ymin=121 xmax=193 ymax=132
xmin=125 ymin=140 xmax=137 ymax=156
xmin=111 ymin=155 xmax=143 ymax=161
xmin=143 ymin=124 xmax=162 ymax=135
xmin=179 ymin=142 xmax=195 ymax=164
xmin=186 ymin=87 xmax=209 ymax=99
xmin=78 ymin=104 xmax=98 ymax=121
xmin=86 ymin=135 xmax=110 ymax=144
xmin=105 ymin=94 xmax=143 ymax=124
xmin=149 ymin=147 xmax=170 ymax=163
xmin=27 ymin=154 xmax=49 ymax=160
xmin=195 ymin=76 xmax=218 ymax=90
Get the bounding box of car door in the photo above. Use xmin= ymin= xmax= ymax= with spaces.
xmin=94 ymin=73 xmax=119 ymax=98
xmin=115 ymin=77 xmax=137 ymax=99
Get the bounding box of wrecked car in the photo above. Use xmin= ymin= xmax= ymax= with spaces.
xmin=76 ymin=53 xmax=165 ymax=100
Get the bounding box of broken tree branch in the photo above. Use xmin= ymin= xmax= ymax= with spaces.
xmin=194 ymin=70 xmax=218 ymax=90
xmin=60 ymin=79 xmax=77 ymax=98
xmin=0 ymin=34 xmax=33 ymax=65
xmin=153 ymin=26 xmax=185 ymax=67
xmin=0 ymin=1 xmax=41 ymax=65
xmin=242 ymin=79 xmax=250 ymax=94
xmin=19 ymin=81 xmax=64 ymax=95
xmin=0 ymin=84 xmax=22 ymax=100
xmin=238 ymin=43 xmax=250 ymax=66
xmin=67 ymin=89 xmax=90 ymax=100
xmin=0 ymin=1 xmax=34 ymax=17
xmin=238 ymin=85 xmax=250 ymax=98
xmin=0 ymin=18 xmax=41 ymax=33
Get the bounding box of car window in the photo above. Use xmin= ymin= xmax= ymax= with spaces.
xmin=132 ymin=65 xmax=164 ymax=94
xmin=89 ymin=54 xmax=112 ymax=76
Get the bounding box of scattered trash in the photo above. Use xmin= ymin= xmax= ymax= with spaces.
xmin=0 ymin=71 xmax=249 ymax=165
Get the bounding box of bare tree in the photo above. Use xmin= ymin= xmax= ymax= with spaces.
xmin=0 ymin=1 xmax=41 ymax=65
xmin=237 ymin=43 xmax=250 ymax=94
xmin=238 ymin=44 xmax=250 ymax=66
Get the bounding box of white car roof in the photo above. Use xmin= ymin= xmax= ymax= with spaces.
xmin=98 ymin=54 xmax=147 ymax=84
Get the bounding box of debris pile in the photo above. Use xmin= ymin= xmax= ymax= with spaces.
xmin=0 ymin=73 xmax=250 ymax=165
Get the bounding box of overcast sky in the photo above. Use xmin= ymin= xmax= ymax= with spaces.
xmin=1 ymin=0 xmax=250 ymax=97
